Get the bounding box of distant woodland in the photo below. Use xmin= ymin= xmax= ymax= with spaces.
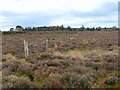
xmin=9 ymin=25 xmax=119 ymax=32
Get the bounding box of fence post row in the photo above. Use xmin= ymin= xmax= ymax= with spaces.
xmin=24 ymin=38 xmax=58 ymax=57
xmin=23 ymin=33 xmax=80 ymax=57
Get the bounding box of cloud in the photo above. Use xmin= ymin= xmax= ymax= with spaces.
xmin=68 ymin=2 xmax=117 ymax=18
xmin=49 ymin=1 xmax=118 ymax=27
xmin=0 ymin=0 xmax=118 ymax=31
xmin=0 ymin=0 xmax=102 ymax=13
xmin=0 ymin=12 xmax=65 ymax=31
xmin=50 ymin=15 xmax=117 ymax=27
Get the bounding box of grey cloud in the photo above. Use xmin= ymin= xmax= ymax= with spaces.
xmin=66 ymin=2 xmax=117 ymax=18
xmin=0 ymin=2 xmax=118 ymax=29
xmin=0 ymin=11 xmax=57 ymax=28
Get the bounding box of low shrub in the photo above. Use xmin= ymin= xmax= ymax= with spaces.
xmin=103 ymin=76 xmax=120 ymax=85
xmin=7 ymin=50 xmax=18 ymax=56
xmin=38 ymin=54 xmax=53 ymax=60
xmin=41 ymin=79 xmax=64 ymax=88
xmin=60 ymin=60 xmax=70 ymax=66
xmin=2 ymin=60 xmax=21 ymax=73
xmin=2 ymin=75 xmax=37 ymax=88
xmin=2 ymin=68 xmax=13 ymax=76
xmin=2 ymin=57 xmax=7 ymax=62
xmin=60 ymin=73 xmax=90 ymax=88
xmin=17 ymin=64 xmax=34 ymax=75
xmin=102 ymin=62 xmax=117 ymax=71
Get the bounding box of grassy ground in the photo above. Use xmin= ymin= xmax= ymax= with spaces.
xmin=1 ymin=31 xmax=119 ymax=88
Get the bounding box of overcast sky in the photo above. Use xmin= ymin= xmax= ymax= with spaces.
xmin=0 ymin=0 xmax=119 ymax=31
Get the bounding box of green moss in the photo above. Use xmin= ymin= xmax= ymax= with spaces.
xmin=93 ymin=66 xmax=98 ymax=71
xmin=36 ymin=75 xmax=48 ymax=87
xmin=92 ymin=72 xmax=119 ymax=88
xmin=8 ymin=51 xmax=18 ymax=56
xmin=53 ymin=59 xmax=59 ymax=61
xmin=18 ymin=59 xmax=32 ymax=65
xmin=108 ymin=83 xmax=120 ymax=88
xmin=2 ymin=57 xmax=7 ymax=62
xmin=15 ymin=73 xmax=34 ymax=81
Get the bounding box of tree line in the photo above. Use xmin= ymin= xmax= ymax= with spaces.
xmin=10 ymin=25 xmax=119 ymax=31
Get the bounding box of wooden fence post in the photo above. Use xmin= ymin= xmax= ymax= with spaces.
xmin=46 ymin=38 xmax=48 ymax=53
xmin=66 ymin=36 xmax=69 ymax=41
xmin=24 ymin=40 xmax=29 ymax=58
xmin=54 ymin=40 xmax=57 ymax=47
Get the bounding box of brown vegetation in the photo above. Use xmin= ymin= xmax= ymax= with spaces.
xmin=1 ymin=31 xmax=119 ymax=88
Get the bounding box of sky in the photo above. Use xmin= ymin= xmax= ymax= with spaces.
xmin=0 ymin=0 xmax=119 ymax=31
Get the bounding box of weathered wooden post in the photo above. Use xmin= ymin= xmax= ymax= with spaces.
xmin=46 ymin=38 xmax=48 ymax=53
xmin=24 ymin=40 xmax=29 ymax=58
xmin=54 ymin=40 xmax=57 ymax=47
xmin=66 ymin=36 xmax=69 ymax=41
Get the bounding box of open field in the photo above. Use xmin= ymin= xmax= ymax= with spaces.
xmin=2 ymin=31 xmax=120 ymax=88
